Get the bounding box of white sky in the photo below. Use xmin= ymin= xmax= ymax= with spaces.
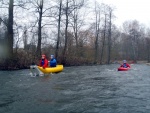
xmin=97 ymin=0 xmax=150 ymax=27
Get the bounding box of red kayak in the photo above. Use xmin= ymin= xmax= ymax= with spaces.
xmin=118 ymin=67 xmax=130 ymax=71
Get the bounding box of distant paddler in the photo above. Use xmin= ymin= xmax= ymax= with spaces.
xmin=120 ymin=60 xmax=130 ymax=68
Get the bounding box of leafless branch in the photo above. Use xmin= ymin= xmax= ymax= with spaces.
xmin=0 ymin=17 xmax=8 ymax=27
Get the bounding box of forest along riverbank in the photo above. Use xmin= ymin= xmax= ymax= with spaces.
xmin=0 ymin=64 xmax=150 ymax=113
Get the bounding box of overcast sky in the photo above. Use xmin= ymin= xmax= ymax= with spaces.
xmin=96 ymin=0 xmax=150 ymax=27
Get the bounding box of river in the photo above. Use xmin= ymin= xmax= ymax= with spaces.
xmin=0 ymin=64 xmax=150 ymax=113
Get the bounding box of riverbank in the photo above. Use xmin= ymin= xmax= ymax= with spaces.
xmin=0 ymin=60 xmax=149 ymax=71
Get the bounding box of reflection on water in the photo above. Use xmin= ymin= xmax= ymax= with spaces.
xmin=0 ymin=64 xmax=150 ymax=113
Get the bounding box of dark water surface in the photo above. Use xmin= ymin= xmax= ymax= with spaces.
xmin=0 ymin=64 xmax=150 ymax=113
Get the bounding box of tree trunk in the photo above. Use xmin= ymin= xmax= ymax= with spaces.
xmin=73 ymin=12 xmax=78 ymax=54
xmin=94 ymin=12 xmax=98 ymax=64
xmin=62 ymin=0 xmax=69 ymax=64
xmin=131 ymin=34 xmax=137 ymax=63
xmin=146 ymin=38 xmax=150 ymax=63
xmin=23 ymin=29 xmax=27 ymax=50
xmin=100 ymin=14 xmax=106 ymax=64
xmin=7 ymin=0 xmax=14 ymax=58
xmin=94 ymin=2 xmax=101 ymax=64
xmin=107 ymin=11 xmax=112 ymax=64
xmin=72 ymin=0 xmax=85 ymax=57
xmin=36 ymin=0 xmax=43 ymax=58
xmin=73 ymin=0 xmax=78 ymax=51
xmin=55 ymin=0 xmax=62 ymax=60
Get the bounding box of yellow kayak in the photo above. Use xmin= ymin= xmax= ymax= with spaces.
xmin=38 ymin=65 xmax=63 ymax=74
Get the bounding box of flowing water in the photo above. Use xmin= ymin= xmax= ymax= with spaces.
xmin=0 ymin=64 xmax=150 ymax=113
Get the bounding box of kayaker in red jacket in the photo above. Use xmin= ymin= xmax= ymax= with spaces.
xmin=120 ymin=60 xmax=130 ymax=68
xmin=39 ymin=54 xmax=48 ymax=69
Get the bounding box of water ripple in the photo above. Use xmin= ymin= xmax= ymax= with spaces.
xmin=0 ymin=64 xmax=150 ymax=113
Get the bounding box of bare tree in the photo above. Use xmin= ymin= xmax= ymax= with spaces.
xmin=0 ymin=0 xmax=32 ymax=57
xmin=7 ymin=0 xmax=14 ymax=58
xmin=61 ymin=0 xmax=69 ymax=64
xmin=120 ymin=20 xmax=148 ymax=62
xmin=145 ymin=29 xmax=150 ymax=62
xmin=146 ymin=38 xmax=150 ymax=63
xmin=34 ymin=0 xmax=44 ymax=58
xmin=107 ymin=5 xmax=114 ymax=64
xmin=100 ymin=14 xmax=107 ymax=64
xmin=129 ymin=20 xmax=141 ymax=62
xmin=94 ymin=1 xmax=101 ymax=64
xmin=71 ymin=0 xmax=85 ymax=51
xmin=55 ymin=0 xmax=62 ymax=60
xmin=22 ymin=28 xmax=28 ymax=50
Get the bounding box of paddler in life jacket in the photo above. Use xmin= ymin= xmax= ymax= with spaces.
xmin=49 ymin=55 xmax=57 ymax=67
xmin=120 ymin=60 xmax=130 ymax=68
xmin=39 ymin=54 xmax=48 ymax=69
